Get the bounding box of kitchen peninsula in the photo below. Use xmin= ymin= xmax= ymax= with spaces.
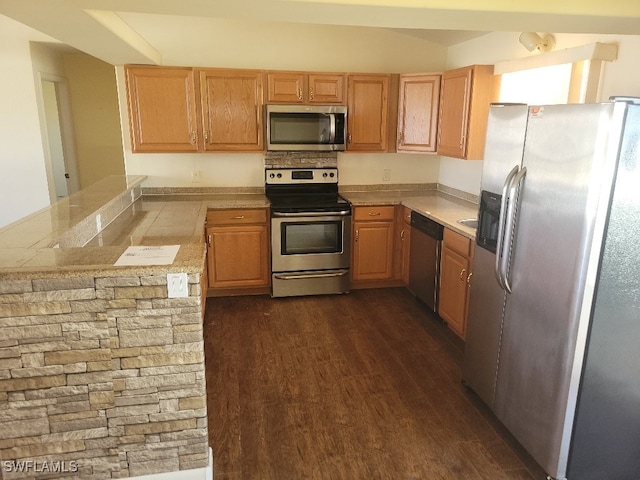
xmin=0 ymin=176 xmax=218 ymax=479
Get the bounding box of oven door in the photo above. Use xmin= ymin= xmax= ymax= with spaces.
xmin=271 ymin=211 xmax=351 ymax=273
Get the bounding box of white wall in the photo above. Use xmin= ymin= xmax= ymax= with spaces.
xmin=439 ymin=32 xmax=640 ymax=195
xmin=63 ymin=53 xmax=125 ymax=189
xmin=0 ymin=15 xmax=54 ymax=227
xmin=115 ymin=24 xmax=449 ymax=189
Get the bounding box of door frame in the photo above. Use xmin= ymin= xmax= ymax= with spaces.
xmin=35 ymin=72 xmax=80 ymax=202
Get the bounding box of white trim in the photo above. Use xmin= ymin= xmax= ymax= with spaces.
xmin=494 ymin=42 xmax=618 ymax=75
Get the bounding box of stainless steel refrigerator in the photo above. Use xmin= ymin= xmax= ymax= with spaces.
xmin=463 ymin=99 xmax=640 ymax=480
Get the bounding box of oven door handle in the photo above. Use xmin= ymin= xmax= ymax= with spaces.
xmin=273 ymin=269 xmax=350 ymax=280
xmin=271 ymin=211 xmax=351 ymax=218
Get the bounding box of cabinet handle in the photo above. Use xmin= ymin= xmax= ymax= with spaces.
xmin=204 ymin=132 xmax=209 ymax=144
xmin=191 ymin=132 xmax=197 ymax=144
xmin=348 ymin=133 xmax=352 ymax=144
xmin=309 ymin=88 xmax=314 ymax=101
xmin=207 ymin=234 xmax=213 ymax=248
xmin=400 ymin=229 xmax=405 ymax=240
xmin=231 ymin=215 xmax=245 ymax=220
xmin=355 ymin=229 xmax=359 ymax=242
xmin=368 ymin=212 xmax=381 ymax=216
xmin=467 ymin=272 xmax=473 ymax=288
xmin=297 ymin=87 xmax=303 ymax=101
xmin=398 ymin=132 xmax=403 ymax=145
xmin=459 ymin=268 xmax=466 ymax=281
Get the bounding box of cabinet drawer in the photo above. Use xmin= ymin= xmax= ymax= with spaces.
xmin=207 ymin=208 xmax=267 ymax=225
xmin=354 ymin=205 xmax=395 ymax=221
xmin=443 ymin=228 xmax=472 ymax=257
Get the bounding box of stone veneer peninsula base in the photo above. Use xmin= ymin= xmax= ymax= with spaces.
xmin=0 ymin=176 xmax=211 ymax=479
xmin=0 ymin=271 xmax=209 ymax=479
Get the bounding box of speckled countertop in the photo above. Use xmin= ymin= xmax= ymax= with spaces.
xmin=0 ymin=176 xmax=478 ymax=280
xmin=341 ymin=189 xmax=478 ymax=239
xmin=0 ymin=177 xmax=271 ymax=279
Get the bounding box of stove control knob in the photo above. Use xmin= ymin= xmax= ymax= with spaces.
xmin=329 ymin=172 xmax=335 ymax=178
xmin=269 ymin=173 xmax=275 ymax=178
xmin=323 ymin=172 xmax=328 ymax=177
xmin=277 ymin=173 xmax=282 ymax=178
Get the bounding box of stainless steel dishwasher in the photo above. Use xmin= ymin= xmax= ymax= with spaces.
xmin=408 ymin=211 xmax=444 ymax=312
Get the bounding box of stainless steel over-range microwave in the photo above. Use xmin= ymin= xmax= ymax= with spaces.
xmin=266 ymin=104 xmax=347 ymax=151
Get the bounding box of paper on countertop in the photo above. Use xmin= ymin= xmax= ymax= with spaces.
xmin=114 ymin=245 xmax=180 ymax=266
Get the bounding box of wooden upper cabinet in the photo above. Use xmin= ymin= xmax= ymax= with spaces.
xmin=125 ymin=66 xmax=200 ymax=153
xmin=199 ymin=69 xmax=264 ymax=151
xmin=308 ymin=74 xmax=345 ymax=104
xmin=266 ymin=71 xmax=345 ymax=104
xmin=397 ymin=73 xmax=441 ymax=153
xmin=266 ymin=72 xmax=304 ymax=103
xmin=347 ymin=74 xmax=391 ymax=152
xmin=437 ymin=65 xmax=494 ymax=160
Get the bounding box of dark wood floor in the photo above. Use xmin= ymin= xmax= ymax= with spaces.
xmin=203 ymin=288 xmax=547 ymax=480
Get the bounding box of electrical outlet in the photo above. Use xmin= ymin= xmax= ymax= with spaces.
xmin=167 ymin=272 xmax=189 ymax=298
xmin=191 ymin=170 xmax=201 ymax=183
xmin=383 ymin=169 xmax=391 ymax=182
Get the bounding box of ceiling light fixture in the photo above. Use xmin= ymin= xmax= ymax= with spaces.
xmin=519 ymin=32 xmax=556 ymax=53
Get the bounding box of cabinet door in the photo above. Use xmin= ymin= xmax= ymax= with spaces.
xmin=352 ymin=220 xmax=395 ymax=281
xmin=308 ymin=74 xmax=345 ymax=104
xmin=207 ymin=225 xmax=269 ymax=288
xmin=347 ymin=74 xmax=390 ymax=152
xmin=397 ymin=206 xmax=412 ymax=285
xmin=439 ymin=245 xmax=470 ymax=338
xmin=437 ymin=65 xmax=494 ymax=160
xmin=266 ymin=72 xmax=305 ymax=103
xmin=397 ymin=74 xmax=441 ymax=153
xmin=437 ymin=67 xmax=472 ymax=159
xmin=200 ymin=69 xmax=264 ymax=151
xmin=125 ymin=66 xmax=199 ymax=152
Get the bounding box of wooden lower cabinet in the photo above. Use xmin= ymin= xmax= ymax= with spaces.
xmin=206 ymin=208 xmax=270 ymax=295
xmin=438 ymin=228 xmax=474 ymax=338
xmin=396 ymin=206 xmax=412 ymax=284
xmin=352 ymin=206 xmax=395 ymax=282
xmin=352 ymin=205 xmax=411 ymax=288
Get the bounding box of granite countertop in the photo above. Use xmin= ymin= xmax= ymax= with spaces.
xmin=0 ymin=176 xmax=478 ymax=280
xmin=0 ymin=177 xmax=271 ymax=280
xmin=341 ymin=189 xmax=478 ymax=239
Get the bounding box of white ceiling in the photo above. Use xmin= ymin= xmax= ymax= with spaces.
xmin=2 ymin=0 xmax=640 ymax=65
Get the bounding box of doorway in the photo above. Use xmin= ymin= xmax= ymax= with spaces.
xmin=39 ymin=75 xmax=79 ymax=202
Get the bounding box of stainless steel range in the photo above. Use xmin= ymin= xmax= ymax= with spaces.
xmin=265 ymin=168 xmax=351 ymax=298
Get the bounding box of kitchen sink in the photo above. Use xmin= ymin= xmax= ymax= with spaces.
xmin=457 ymin=218 xmax=478 ymax=229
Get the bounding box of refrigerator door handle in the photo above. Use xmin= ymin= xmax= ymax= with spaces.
xmin=495 ymin=165 xmax=520 ymax=290
xmin=501 ymin=166 xmax=527 ymax=293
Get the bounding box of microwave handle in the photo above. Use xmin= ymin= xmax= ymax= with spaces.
xmin=329 ymin=113 xmax=336 ymax=144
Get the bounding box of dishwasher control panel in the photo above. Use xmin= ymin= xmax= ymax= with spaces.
xmin=411 ymin=211 xmax=444 ymax=240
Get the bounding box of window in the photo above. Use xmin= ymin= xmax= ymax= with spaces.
xmin=499 ymin=63 xmax=572 ymax=105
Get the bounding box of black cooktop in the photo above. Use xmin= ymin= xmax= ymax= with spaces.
xmin=267 ymin=192 xmax=351 ymax=214
xmin=264 ymin=168 xmax=351 ymax=214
